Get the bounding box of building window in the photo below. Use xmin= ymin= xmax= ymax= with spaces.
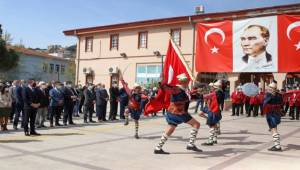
xmin=61 ymin=65 xmax=65 ymax=74
xmin=171 ymin=28 xmax=181 ymax=46
xmin=85 ymin=36 xmax=93 ymax=52
xmin=55 ymin=64 xmax=60 ymax=73
xmin=42 ymin=63 xmax=48 ymax=72
xmin=136 ymin=64 xmax=162 ymax=86
xmin=110 ymin=34 xmax=119 ymax=50
xmin=138 ymin=31 xmax=148 ymax=49
xmin=49 ymin=64 xmax=54 ymax=73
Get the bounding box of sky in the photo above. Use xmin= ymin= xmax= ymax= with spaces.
xmin=0 ymin=0 xmax=299 ymax=49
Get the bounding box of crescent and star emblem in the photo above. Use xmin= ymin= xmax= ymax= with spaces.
xmin=167 ymin=65 xmax=174 ymax=84
xmin=286 ymin=21 xmax=300 ymax=51
xmin=204 ymin=28 xmax=226 ymax=54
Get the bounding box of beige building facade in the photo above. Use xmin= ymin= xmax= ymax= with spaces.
xmin=64 ymin=3 xmax=300 ymax=93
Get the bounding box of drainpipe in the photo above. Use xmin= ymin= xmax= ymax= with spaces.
xmin=76 ymin=30 xmax=80 ymax=85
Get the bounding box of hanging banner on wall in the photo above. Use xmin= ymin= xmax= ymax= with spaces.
xmin=278 ymin=15 xmax=300 ymax=72
xmin=196 ymin=15 xmax=300 ymax=73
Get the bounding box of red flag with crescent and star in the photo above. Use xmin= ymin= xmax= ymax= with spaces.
xmin=278 ymin=15 xmax=300 ymax=72
xmin=162 ymin=40 xmax=193 ymax=86
xmin=196 ymin=21 xmax=233 ymax=72
xmin=144 ymin=39 xmax=193 ymax=115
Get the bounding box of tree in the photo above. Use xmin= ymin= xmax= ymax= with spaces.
xmin=3 ymin=31 xmax=13 ymax=45
xmin=0 ymin=38 xmax=19 ymax=71
xmin=65 ymin=59 xmax=76 ymax=82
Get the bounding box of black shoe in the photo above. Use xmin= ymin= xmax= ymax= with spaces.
xmin=84 ymin=120 xmax=88 ymax=123
xmin=63 ymin=123 xmax=67 ymax=126
xmin=213 ymin=140 xmax=218 ymax=144
xmin=231 ymin=114 xmax=235 ymax=116
xmin=186 ymin=145 xmax=203 ymax=152
xmin=247 ymin=115 xmax=251 ymax=117
xmin=41 ymin=125 xmax=47 ymax=128
xmin=37 ymin=126 xmax=42 ymax=129
xmin=268 ymin=146 xmax=282 ymax=151
xmin=55 ymin=123 xmax=62 ymax=126
xmin=290 ymin=118 xmax=295 ymax=120
xmin=89 ymin=120 xmax=96 ymax=123
xmin=13 ymin=126 xmax=18 ymax=130
xmin=124 ymin=121 xmax=129 ymax=126
xmin=103 ymin=119 xmax=107 ymax=122
xmin=154 ymin=149 xmax=170 ymax=154
xmin=24 ymin=132 xmax=30 ymax=136
xmin=30 ymin=132 xmax=41 ymax=136
xmin=69 ymin=122 xmax=76 ymax=125
xmin=134 ymin=134 xmax=139 ymax=139
xmin=201 ymin=142 xmax=214 ymax=146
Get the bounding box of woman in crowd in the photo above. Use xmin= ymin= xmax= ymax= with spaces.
xmin=0 ymin=83 xmax=12 ymax=131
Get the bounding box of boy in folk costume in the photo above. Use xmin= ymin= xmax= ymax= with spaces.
xmin=200 ymin=81 xmax=223 ymax=146
xmin=120 ymin=75 xmax=143 ymax=139
xmin=154 ymin=73 xmax=202 ymax=154
xmin=263 ymin=81 xmax=283 ymax=151
xmin=213 ymin=80 xmax=224 ymax=135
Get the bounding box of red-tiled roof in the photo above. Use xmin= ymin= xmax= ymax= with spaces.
xmin=8 ymin=46 xmax=68 ymax=61
xmin=64 ymin=3 xmax=300 ymax=36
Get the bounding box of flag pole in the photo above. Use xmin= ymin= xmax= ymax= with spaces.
xmin=169 ymin=37 xmax=195 ymax=81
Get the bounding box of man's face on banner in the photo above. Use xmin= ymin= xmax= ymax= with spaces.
xmin=240 ymin=26 xmax=268 ymax=57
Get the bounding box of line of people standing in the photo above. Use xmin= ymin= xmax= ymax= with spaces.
xmin=231 ymin=86 xmax=265 ymax=117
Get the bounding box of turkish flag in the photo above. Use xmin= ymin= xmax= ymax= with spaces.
xmin=144 ymin=88 xmax=169 ymax=115
xmin=196 ymin=21 xmax=233 ymax=72
xmin=144 ymin=40 xmax=192 ymax=115
xmin=278 ymin=15 xmax=300 ymax=72
xmin=162 ymin=40 xmax=192 ymax=86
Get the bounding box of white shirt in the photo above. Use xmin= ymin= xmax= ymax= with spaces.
xmin=240 ymin=51 xmax=274 ymax=72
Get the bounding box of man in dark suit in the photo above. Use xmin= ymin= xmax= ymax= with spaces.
xmin=13 ymin=80 xmax=24 ymax=130
xmin=35 ymin=81 xmax=49 ymax=128
xmin=49 ymin=81 xmax=64 ymax=127
xmin=9 ymin=81 xmax=16 ymax=123
xmin=63 ymin=81 xmax=77 ymax=126
xmin=95 ymin=84 xmax=109 ymax=121
xmin=109 ymin=81 xmax=119 ymax=120
xmin=83 ymin=84 xmax=96 ymax=123
xmin=119 ymin=87 xmax=128 ymax=119
xmin=22 ymin=79 xmax=40 ymax=136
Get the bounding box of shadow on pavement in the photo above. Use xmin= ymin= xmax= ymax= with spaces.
xmin=0 ymin=139 xmax=42 ymax=143
xmin=221 ymin=130 xmax=268 ymax=136
xmin=41 ymin=132 xmax=84 ymax=136
xmin=283 ymin=144 xmax=300 ymax=151
xmin=221 ymin=141 xmax=263 ymax=146
xmin=171 ymin=148 xmax=253 ymax=158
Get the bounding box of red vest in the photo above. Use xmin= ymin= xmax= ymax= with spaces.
xmin=208 ymin=92 xmax=220 ymax=113
xmin=231 ymin=91 xmax=242 ymax=104
xmin=289 ymin=93 xmax=300 ymax=106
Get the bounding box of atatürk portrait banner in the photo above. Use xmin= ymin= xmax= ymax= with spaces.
xmin=196 ymin=15 xmax=300 ymax=73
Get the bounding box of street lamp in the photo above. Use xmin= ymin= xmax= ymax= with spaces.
xmin=153 ymin=51 xmax=164 ymax=71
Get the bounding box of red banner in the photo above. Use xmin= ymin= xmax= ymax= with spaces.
xmin=196 ymin=15 xmax=300 ymax=73
xmin=196 ymin=21 xmax=233 ymax=72
xmin=278 ymin=15 xmax=300 ymax=72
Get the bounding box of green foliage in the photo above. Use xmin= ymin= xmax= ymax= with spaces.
xmin=144 ymin=80 xmax=159 ymax=90
xmin=65 ymin=59 xmax=76 ymax=82
xmin=0 ymin=39 xmax=19 ymax=71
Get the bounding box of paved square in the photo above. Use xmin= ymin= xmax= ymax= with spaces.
xmin=0 ymin=109 xmax=299 ymax=170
